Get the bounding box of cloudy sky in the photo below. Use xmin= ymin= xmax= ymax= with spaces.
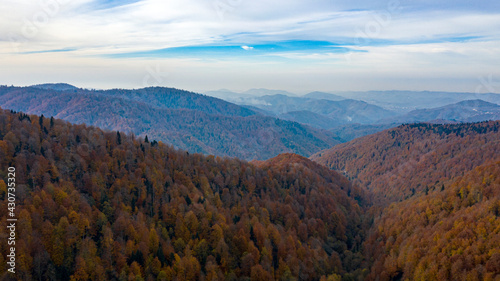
xmin=1 ymin=0 xmax=500 ymax=94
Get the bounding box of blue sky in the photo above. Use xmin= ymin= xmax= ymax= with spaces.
xmin=1 ymin=0 xmax=500 ymax=94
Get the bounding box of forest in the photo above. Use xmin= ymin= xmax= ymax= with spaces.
xmin=312 ymin=122 xmax=500 ymax=204
xmin=313 ymin=121 xmax=500 ymax=280
xmin=0 ymin=108 xmax=499 ymax=280
xmin=0 ymin=109 xmax=365 ymax=280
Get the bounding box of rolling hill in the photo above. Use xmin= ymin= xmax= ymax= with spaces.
xmin=0 ymin=85 xmax=341 ymax=160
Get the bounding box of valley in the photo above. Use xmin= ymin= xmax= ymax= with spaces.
xmin=0 ymin=84 xmax=499 ymax=280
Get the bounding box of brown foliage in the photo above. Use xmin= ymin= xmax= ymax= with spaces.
xmin=0 ymin=109 xmax=364 ymax=280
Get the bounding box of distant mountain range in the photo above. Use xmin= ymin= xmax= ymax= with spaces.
xmin=223 ymin=94 xmax=397 ymax=126
xmin=3 ymin=84 xmax=499 ymax=160
xmin=204 ymin=88 xmax=296 ymax=104
xmin=206 ymin=88 xmax=500 ymax=139
xmin=303 ymin=91 xmax=345 ymax=101
xmin=379 ymin=99 xmax=500 ymax=124
xmin=0 ymin=85 xmax=340 ymax=160
xmin=333 ymin=90 xmax=500 ymax=112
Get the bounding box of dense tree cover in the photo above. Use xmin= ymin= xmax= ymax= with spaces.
xmin=328 ymin=124 xmax=398 ymax=143
xmin=28 ymin=84 xmax=257 ymax=117
xmin=312 ymin=122 xmax=500 ymax=204
xmin=0 ymin=86 xmax=341 ymax=160
xmin=0 ymin=109 xmax=364 ymax=280
xmin=92 ymin=87 xmax=257 ymax=118
xmin=364 ymin=160 xmax=500 ymax=280
xmin=313 ymin=121 xmax=500 ymax=280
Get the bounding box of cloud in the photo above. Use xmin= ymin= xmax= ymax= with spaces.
xmin=0 ymin=0 xmax=499 ymax=93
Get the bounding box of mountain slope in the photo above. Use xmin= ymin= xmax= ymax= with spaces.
xmin=312 ymin=121 xmax=500 ymax=280
xmin=329 ymin=123 xmax=400 ymax=142
xmin=311 ymin=122 xmax=500 ymax=204
xmin=0 ymin=86 xmax=341 ymax=160
xmin=93 ymin=87 xmax=258 ymax=117
xmin=0 ymin=109 xmax=366 ymax=280
xmin=364 ymin=159 xmax=500 ymax=280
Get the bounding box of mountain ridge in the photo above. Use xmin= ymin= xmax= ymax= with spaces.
xmin=0 ymin=85 xmax=341 ymax=160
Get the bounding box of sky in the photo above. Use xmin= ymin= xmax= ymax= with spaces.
xmin=1 ymin=0 xmax=500 ymax=94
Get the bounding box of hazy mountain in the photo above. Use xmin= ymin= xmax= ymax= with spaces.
xmin=242 ymin=88 xmax=296 ymax=96
xmin=379 ymin=99 xmax=500 ymax=124
xmin=240 ymin=105 xmax=276 ymax=116
xmin=203 ymin=89 xmax=249 ymax=103
xmin=303 ymin=91 xmax=346 ymax=101
xmin=32 ymin=83 xmax=79 ymax=91
xmin=0 ymin=85 xmax=340 ymax=160
xmin=334 ymin=90 xmax=500 ymax=113
xmin=204 ymin=88 xmax=298 ymax=104
xmin=278 ymin=110 xmax=344 ymax=129
xmin=329 ymin=99 xmax=398 ymax=123
xmin=239 ymin=94 xmax=397 ymax=124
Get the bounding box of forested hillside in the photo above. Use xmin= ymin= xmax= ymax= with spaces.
xmin=92 ymin=87 xmax=257 ymax=117
xmin=2 ymin=106 xmax=498 ymax=281
xmin=0 ymin=109 xmax=366 ymax=280
xmin=364 ymin=160 xmax=500 ymax=280
xmin=312 ymin=121 xmax=500 ymax=280
xmin=312 ymin=122 xmax=500 ymax=204
xmin=0 ymin=86 xmax=341 ymax=160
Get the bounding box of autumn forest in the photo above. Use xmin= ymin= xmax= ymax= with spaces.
xmin=0 ymin=108 xmax=499 ymax=281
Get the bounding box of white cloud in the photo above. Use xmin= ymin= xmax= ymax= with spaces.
xmin=1 ymin=0 xmax=499 ymax=93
